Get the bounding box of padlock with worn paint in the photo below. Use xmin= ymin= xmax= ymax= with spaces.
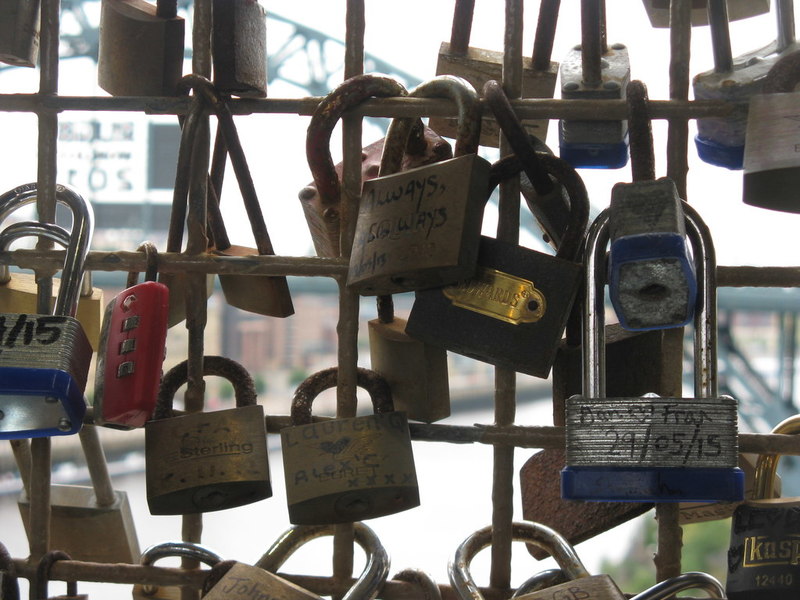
xmin=406 ymin=148 xmax=589 ymax=378
xmin=743 ymin=51 xmax=800 ymax=213
xmin=145 ymin=355 xmax=271 ymax=515
xmin=726 ymin=415 xmax=800 ymax=599
xmin=281 ymin=366 xmax=419 ymax=524
xmin=253 ymin=521 xmax=390 ymax=600
xmin=562 ymin=202 xmax=744 ymax=502
xmin=212 ymin=0 xmax=266 ymax=97
xmin=186 ymin=75 xmax=293 ymax=317
xmin=97 ymin=0 xmax=185 ymax=96
xmin=632 ymin=572 xmax=726 ymax=600
xmin=693 ymin=0 xmax=800 ymax=170
xmin=303 ymin=74 xmax=409 ymax=258
xmin=0 ymin=0 xmax=40 ymax=67
xmin=0 ymin=185 xmax=94 ymax=439
xmin=608 ymin=81 xmax=696 ymax=331
xmin=640 ymin=0 xmax=769 ymax=28
xmin=559 ymin=0 xmax=630 ymax=169
xmin=368 ymin=294 xmax=449 ymax=423
xmin=94 ymin=242 xmax=168 ymax=430
xmin=34 ymin=551 xmax=88 ymax=599
xmin=449 ymin=521 xmax=627 ymax=600
xmin=132 ymin=541 xmax=222 ymax=600
xmin=430 ymin=0 xmax=560 ymax=147
xmin=348 ymin=75 xmax=490 ymax=295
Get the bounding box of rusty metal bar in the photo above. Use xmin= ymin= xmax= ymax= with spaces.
xmin=654 ymin=504 xmax=683 ymax=585
xmin=666 ymin=0 xmax=691 ymax=199
xmin=28 ymin=437 xmax=51 ymax=559
xmin=77 ymin=426 xmax=116 ymax=507
xmin=9 ymin=439 xmax=32 ymax=496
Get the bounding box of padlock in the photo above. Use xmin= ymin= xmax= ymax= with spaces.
xmin=512 ymin=570 xmax=566 ymax=598
xmin=185 ymin=75 xmax=293 ymax=317
xmin=608 ymin=80 xmax=697 ymax=331
xmin=368 ymin=294 xmax=449 ymax=423
xmin=347 ymin=75 xmax=490 ymax=295
xmin=0 ymin=541 xmax=20 ymax=600
xmin=211 ymin=0 xmax=266 ymax=97
xmin=133 ymin=540 xmax=222 ymax=599
xmin=97 ymin=0 xmax=185 ymax=96
xmin=34 ymin=550 xmax=88 ymax=600
xmin=559 ymin=0 xmax=630 ymax=169
xmin=201 ymin=561 xmax=321 ymax=600
xmin=0 ymin=184 xmax=94 ymax=439
xmin=145 ymin=355 xmax=271 ymax=515
xmin=449 ymin=521 xmax=626 ymax=600
xmin=405 ymin=150 xmax=589 ymax=378
xmin=641 ymin=0 xmax=770 ymax=28
xmin=94 ymin=241 xmax=168 ymax=430
xmin=281 ymin=366 xmax=419 ymax=524
xmin=693 ymin=0 xmax=800 ymax=169
xmin=391 ymin=568 xmax=441 ymax=600
xmin=743 ymin=50 xmax=800 ymax=213
xmin=630 ymin=572 xmax=725 ymax=600
xmin=562 ymin=202 xmax=744 ymax=502
xmin=430 ymin=0 xmax=560 ymax=147
xmin=303 ymin=74 xmax=409 ymax=258
xmin=0 ymin=0 xmax=40 ymax=67
xmin=726 ymin=414 xmax=800 ymax=599
xmin=253 ymin=521 xmax=390 ymax=600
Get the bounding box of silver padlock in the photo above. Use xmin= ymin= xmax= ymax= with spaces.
xmin=630 ymin=572 xmax=725 ymax=599
xmin=0 ymin=183 xmax=94 ymax=439
xmin=133 ymin=540 xmax=222 ymax=599
xmin=254 ymin=522 xmax=390 ymax=600
xmin=693 ymin=0 xmax=800 ymax=169
xmin=562 ymin=202 xmax=744 ymax=502
xmin=512 ymin=570 xmax=566 ymax=598
xmin=449 ymin=521 xmax=626 ymax=600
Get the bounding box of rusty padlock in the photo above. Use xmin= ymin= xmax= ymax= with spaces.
xmin=211 ymin=0 xmax=267 ymax=97
xmin=34 ymin=551 xmax=88 ymax=600
xmin=368 ymin=294 xmax=450 ymax=423
xmin=430 ymin=0 xmax=560 ymax=146
xmin=133 ymin=541 xmax=222 ymax=599
xmin=347 ymin=75 xmax=491 ymax=295
xmin=281 ymin=367 xmax=419 ymax=524
xmin=145 ymin=355 xmax=271 ymax=515
xmin=97 ymin=0 xmax=185 ymax=96
xmin=0 ymin=0 xmax=40 ymax=67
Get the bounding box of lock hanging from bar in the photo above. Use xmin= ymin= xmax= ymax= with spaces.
xmin=132 ymin=541 xmax=222 ymax=599
xmin=562 ymin=202 xmax=744 ymax=502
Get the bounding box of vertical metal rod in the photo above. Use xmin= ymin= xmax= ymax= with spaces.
xmin=28 ymin=437 xmax=51 ymax=559
xmin=450 ymin=0 xmax=475 ymax=55
xmin=778 ymin=312 xmax=797 ymax=409
xmin=667 ymin=0 xmax=691 ymax=199
xmin=583 ymin=211 xmax=609 ymax=400
xmin=580 ymin=0 xmax=603 ymax=87
xmin=654 ymin=504 xmax=683 ymax=583
xmin=776 ymin=0 xmax=796 ymax=54
xmin=708 ymin=0 xmax=733 ymax=73
xmin=78 ymin=426 xmax=116 ymax=507
xmin=532 ymin=0 xmax=561 ymax=70
xmin=192 ymin=0 xmax=212 ymax=78
xmin=10 ymin=440 xmax=32 ymax=496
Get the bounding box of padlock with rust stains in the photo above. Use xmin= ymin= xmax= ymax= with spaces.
xmin=212 ymin=0 xmax=267 ymax=97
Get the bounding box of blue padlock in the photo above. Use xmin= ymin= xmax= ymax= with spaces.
xmin=561 ymin=201 xmax=744 ymax=502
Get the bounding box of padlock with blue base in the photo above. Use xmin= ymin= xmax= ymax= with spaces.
xmin=0 ymin=185 xmax=94 ymax=439
xmin=562 ymin=201 xmax=743 ymax=502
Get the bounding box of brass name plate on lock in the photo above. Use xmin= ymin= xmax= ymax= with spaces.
xmin=443 ymin=267 xmax=546 ymax=325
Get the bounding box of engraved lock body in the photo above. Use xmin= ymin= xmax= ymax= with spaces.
xmin=430 ymin=0 xmax=560 ymax=146
xmin=202 ymin=561 xmax=322 ymax=600
xmin=94 ymin=242 xmax=169 ymax=429
xmin=254 ymin=522 xmax=389 ymax=600
xmin=280 ymin=367 xmax=419 ymax=525
xmin=693 ymin=0 xmax=800 ymax=169
xmin=559 ymin=0 xmax=630 ymax=169
xmin=145 ymin=356 xmax=271 ymax=515
xmin=726 ymin=415 xmax=800 ymax=600
xmin=449 ymin=521 xmax=626 ymax=600
xmin=347 ymin=75 xmax=491 ymax=295
xmin=97 ymin=0 xmax=185 ymax=96
xmin=406 ymin=144 xmax=589 ymax=378
xmin=211 ymin=0 xmax=267 ymax=97
xmin=132 ymin=541 xmax=222 ymax=599
xmin=0 ymin=184 xmax=94 ymax=439
xmin=562 ymin=201 xmax=744 ymax=502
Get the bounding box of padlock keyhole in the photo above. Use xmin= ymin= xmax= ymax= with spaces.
xmin=637 ymin=283 xmax=669 ymax=301
xmin=527 ymin=299 xmax=540 ymax=312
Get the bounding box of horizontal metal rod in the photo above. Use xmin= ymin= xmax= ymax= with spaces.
xmin=0 ymin=94 xmax=740 ymax=121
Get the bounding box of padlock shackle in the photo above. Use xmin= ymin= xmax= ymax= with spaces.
xmin=126 ymin=241 xmax=160 ymax=288
xmin=139 ymin=540 xmax=222 ymax=596
xmin=580 ymin=0 xmax=608 ymax=87
xmin=583 ymin=202 xmax=716 ymax=399
xmin=289 ymin=367 xmax=394 ymax=426
xmin=0 ymin=542 xmax=20 ymax=600
xmin=392 ymin=568 xmax=442 ymax=600
xmin=626 ymin=80 xmax=656 ymax=183
xmin=0 ymin=221 xmax=71 ymax=286
xmin=380 ymin=75 xmax=480 ymax=174
xmin=753 ymin=415 xmax=800 ymax=500
xmin=255 ymin=522 xmax=390 ymax=600
xmin=629 ymin=571 xmax=725 ymax=600
xmin=34 ymin=550 xmax=78 ymax=600
xmin=487 ymin=152 xmax=589 ymax=262
xmin=154 ymin=355 xmax=258 ymax=420
xmin=511 ymin=569 xmax=567 ymax=598
xmin=707 ymin=0 xmax=734 ymax=73
xmin=448 ymin=522 xmax=591 ymax=600
xmin=776 ymin=0 xmax=796 ymax=53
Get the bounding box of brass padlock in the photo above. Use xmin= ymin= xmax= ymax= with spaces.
xmin=430 ymin=0 xmax=560 ymax=147
xmin=368 ymin=294 xmax=450 ymax=423
xmin=303 ymin=73 xmax=408 ymax=258
xmin=211 ymin=0 xmax=267 ymax=97
xmin=201 ymin=561 xmax=321 ymax=600
xmin=97 ymin=0 xmax=185 ymax=96
xmin=0 ymin=0 xmax=40 ymax=67
xmin=133 ymin=541 xmax=222 ymax=599
xmin=347 ymin=75 xmax=491 ymax=295
xmin=145 ymin=355 xmax=271 ymax=515
xmin=254 ymin=521 xmax=390 ymax=600
xmin=281 ymin=366 xmax=419 ymax=524
xmin=34 ymin=550 xmax=88 ymax=600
